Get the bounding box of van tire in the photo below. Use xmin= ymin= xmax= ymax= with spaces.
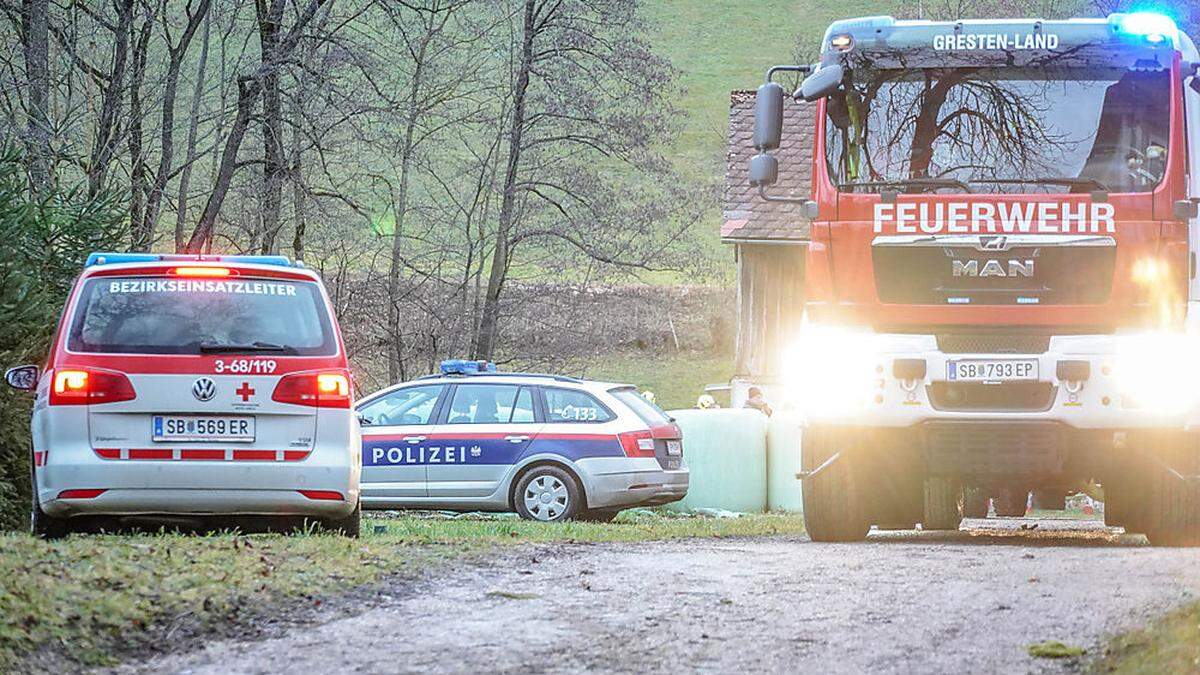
xmin=30 ymin=465 xmax=69 ymax=540
xmin=324 ymin=500 xmax=362 ymax=538
xmin=923 ymin=476 xmax=963 ymax=531
xmin=802 ymin=427 xmax=870 ymax=542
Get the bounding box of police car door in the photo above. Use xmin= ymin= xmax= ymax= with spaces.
xmin=357 ymin=384 xmax=446 ymax=501
xmin=427 ymin=383 xmax=541 ymax=498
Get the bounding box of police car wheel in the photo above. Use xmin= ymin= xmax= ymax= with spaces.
xmin=515 ymin=466 xmax=582 ymax=522
xmin=30 ymin=464 xmax=69 ymax=540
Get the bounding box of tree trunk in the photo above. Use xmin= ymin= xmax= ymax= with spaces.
xmin=175 ymin=8 xmax=212 ymax=252
xmin=127 ymin=15 xmax=152 ymax=249
xmin=257 ymin=0 xmax=286 ymax=254
xmin=86 ymin=0 xmax=135 ymax=197
xmin=290 ymin=94 xmax=307 ymax=261
xmin=21 ymin=0 xmax=50 ymax=193
xmin=142 ymin=0 xmax=212 ymax=250
xmin=472 ymin=0 xmax=537 ymax=361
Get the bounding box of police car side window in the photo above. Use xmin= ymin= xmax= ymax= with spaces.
xmin=510 ymin=387 xmax=535 ymax=423
xmin=544 ymin=388 xmax=613 ymax=423
xmin=359 ymin=385 xmax=443 ymax=426
xmin=446 ymin=384 xmax=521 ymax=425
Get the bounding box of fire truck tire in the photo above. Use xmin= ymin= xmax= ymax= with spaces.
xmin=961 ymin=487 xmax=990 ymax=519
xmin=923 ymin=476 xmax=963 ymax=530
xmin=802 ymin=427 xmax=870 ymax=542
xmin=1142 ymin=435 xmax=1200 ymax=547
xmin=994 ymin=488 xmax=1028 ymax=517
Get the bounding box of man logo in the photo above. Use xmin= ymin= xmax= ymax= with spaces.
xmin=952 ymin=259 xmax=1035 ymax=278
xmin=192 ymin=377 xmax=217 ymax=402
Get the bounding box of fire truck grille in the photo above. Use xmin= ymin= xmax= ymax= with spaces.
xmin=923 ymin=421 xmax=1065 ymax=475
xmin=927 ymin=382 xmax=1056 ymax=412
xmin=936 ymin=334 xmax=1051 ymax=354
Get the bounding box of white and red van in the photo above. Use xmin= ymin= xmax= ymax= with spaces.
xmin=4 ymin=253 xmax=361 ymax=537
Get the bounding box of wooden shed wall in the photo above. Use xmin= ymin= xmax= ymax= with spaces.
xmin=734 ymin=243 xmax=807 ymax=379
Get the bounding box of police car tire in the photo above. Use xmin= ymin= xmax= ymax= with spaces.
xmin=801 ymin=427 xmax=870 ymax=542
xmin=324 ymin=499 xmax=362 ymax=538
xmin=577 ymin=509 xmax=620 ymax=523
xmin=514 ymin=465 xmax=583 ymax=522
xmin=30 ymin=465 xmax=69 ymax=540
xmin=923 ymin=476 xmax=963 ymax=531
xmin=1141 ymin=435 xmax=1200 ymax=547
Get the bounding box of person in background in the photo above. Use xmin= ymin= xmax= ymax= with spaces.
xmin=744 ymin=386 xmax=773 ymax=417
xmin=641 ymin=390 xmax=656 ymax=404
xmin=696 ymin=394 xmax=719 ymax=409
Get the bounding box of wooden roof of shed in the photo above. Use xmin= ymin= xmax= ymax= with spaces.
xmin=722 ymin=90 xmax=815 ymax=243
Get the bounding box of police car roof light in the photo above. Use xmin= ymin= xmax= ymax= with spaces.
xmin=1112 ymin=12 xmax=1176 ymax=41
xmin=85 ymin=252 xmax=301 ymax=269
xmin=440 ymin=359 xmax=497 ymax=375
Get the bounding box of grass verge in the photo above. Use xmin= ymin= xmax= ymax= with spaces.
xmin=1092 ymin=601 xmax=1200 ymax=673
xmin=583 ymin=350 xmax=734 ymax=410
xmin=1 ymin=511 xmax=804 ymax=671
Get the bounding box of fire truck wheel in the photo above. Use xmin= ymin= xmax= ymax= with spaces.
xmin=1142 ymin=434 xmax=1200 ymax=547
xmin=961 ymin=487 xmax=990 ymax=519
xmin=994 ymin=488 xmax=1029 ymax=517
xmin=922 ymin=476 xmax=963 ymax=530
xmin=802 ymin=427 xmax=870 ymax=542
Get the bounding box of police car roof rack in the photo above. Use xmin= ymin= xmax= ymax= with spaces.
xmin=85 ymin=252 xmax=302 ymax=268
xmin=417 ymin=372 xmax=583 ymax=384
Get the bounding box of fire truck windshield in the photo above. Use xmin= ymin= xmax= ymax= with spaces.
xmin=825 ymin=66 xmax=1170 ymax=195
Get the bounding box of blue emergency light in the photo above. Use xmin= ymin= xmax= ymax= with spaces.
xmin=440 ymin=359 xmax=496 ymax=375
xmin=85 ymin=252 xmax=302 ymax=268
xmin=1112 ymin=12 xmax=1177 ymax=43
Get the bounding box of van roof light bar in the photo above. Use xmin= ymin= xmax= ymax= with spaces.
xmin=85 ymin=252 xmax=302 ymax=268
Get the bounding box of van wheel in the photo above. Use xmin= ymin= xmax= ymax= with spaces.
xmin=801 ymin=427 xmax=870 ymax=542
xmin=923 ymin=476 xmax=963 ymax=531
xmin=30 ymin=465 xmax=69 ymax=540
xmin=578 ymin=509 xmax=620 ymax=523
xmin=515 ymin=466 xmax=583 ymax=522
xmin=324 ymin=500 xmax=362 ymax=538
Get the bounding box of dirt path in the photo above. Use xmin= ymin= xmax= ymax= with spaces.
xmin=121 ymin=518 xmax=1200 ymax=674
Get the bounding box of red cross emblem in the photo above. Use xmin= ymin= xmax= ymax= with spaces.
xmin=236 ymin=382 xmax=255 ymax=402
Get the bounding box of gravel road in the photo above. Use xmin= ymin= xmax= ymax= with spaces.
xmin=122 ymin=518 xmax=1200 ymax=674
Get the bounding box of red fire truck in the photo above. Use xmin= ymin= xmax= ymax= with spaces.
xmin=751 ymin=13 xmax=1200 ymax=544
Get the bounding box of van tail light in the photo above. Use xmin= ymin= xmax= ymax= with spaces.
xmin=58 ymin=489 xmax=106 ymax=499
xmin=618 ymin=430 xmax=657 ymax=458
xmin=50 ymin=369 xmax=136 ymax=406
xmin=298 ymin=490 xmax=344 ymax=501
xmin=272 ymin=370 xmax=352 ymax=408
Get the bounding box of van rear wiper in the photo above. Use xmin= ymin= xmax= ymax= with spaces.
xmin=198 ymin=341 xmax=297 ymax=354
xmin=837 ymin=178 xmax=973 ymax=193
xmin=969 ymin=177 xmax=1110 ymax=192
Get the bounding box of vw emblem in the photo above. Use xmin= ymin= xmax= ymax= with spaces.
xmin=192 ymin=377 xmax=217 ymax=402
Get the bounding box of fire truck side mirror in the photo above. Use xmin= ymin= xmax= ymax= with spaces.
xmin=754 ymin=82 xmax=784 ymax=151
xmin=798 ymin=63 xmax=844 ymax=102
xmin=749 ymin=154 xmax=779 ymax=187
xmin=1174 ymin=199 xmax=1199 ymax=221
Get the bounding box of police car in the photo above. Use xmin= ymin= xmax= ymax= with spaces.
xmin=4 ymin=253 xmax=361 ymax=538
xmin=355 ymin=360 xmax=689 ymax=522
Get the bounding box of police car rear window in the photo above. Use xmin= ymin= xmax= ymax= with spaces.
xmin=611 ymin=388 xmax=671 ymax=425
xmin=66 ymin=276 xmax=337 ymax=355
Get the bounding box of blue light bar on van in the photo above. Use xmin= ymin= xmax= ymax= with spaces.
xmin=1111 ymin=12 xmax=1176 ymax=43
xmin=440 ymin=359 xmax=496 ymax=375
xmin=85 ymin=252 xmax=301 ymax=268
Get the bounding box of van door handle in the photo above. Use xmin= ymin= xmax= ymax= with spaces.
xmin=403 ymin=436 xmax=426 ymax=444
xmin=504 ymin=435 xmax=529 ymax=443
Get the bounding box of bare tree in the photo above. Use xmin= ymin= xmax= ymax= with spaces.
xmin=174 ymin=3 xmax=212 ymax=251
xmin=20 ymin=0 xmax=50 ymax=192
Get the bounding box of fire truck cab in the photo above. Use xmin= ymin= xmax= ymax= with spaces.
xmin=751 ymin=13 xmax=1200 ymax=544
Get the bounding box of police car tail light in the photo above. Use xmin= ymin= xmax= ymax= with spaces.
xmin=50 ymin=368 xmax=136 ymax=406
xmin=170 ymin=266 xmax=233 ymax=277
xmin=618 ymin=430 xmax=656 ymax=458
xmin=272 ymin=370 xmax=352 ymax=408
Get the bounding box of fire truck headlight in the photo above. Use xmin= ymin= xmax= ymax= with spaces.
xmin=781 ymin=326 xmax=880 ymax=416
xmin=1115 ymin=332 xmax=1200 ymax=414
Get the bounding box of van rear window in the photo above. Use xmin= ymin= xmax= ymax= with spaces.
xmin=66 ymin=276 xmax=337 ymax=355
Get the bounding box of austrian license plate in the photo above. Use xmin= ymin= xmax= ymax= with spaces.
xmin=947 ymin=359 xmax=1039 ymax=383
xmin=152 ymin=415 xmax=255 ymax=442
xmin=666 ymin=440 xmax=682 ymax=456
